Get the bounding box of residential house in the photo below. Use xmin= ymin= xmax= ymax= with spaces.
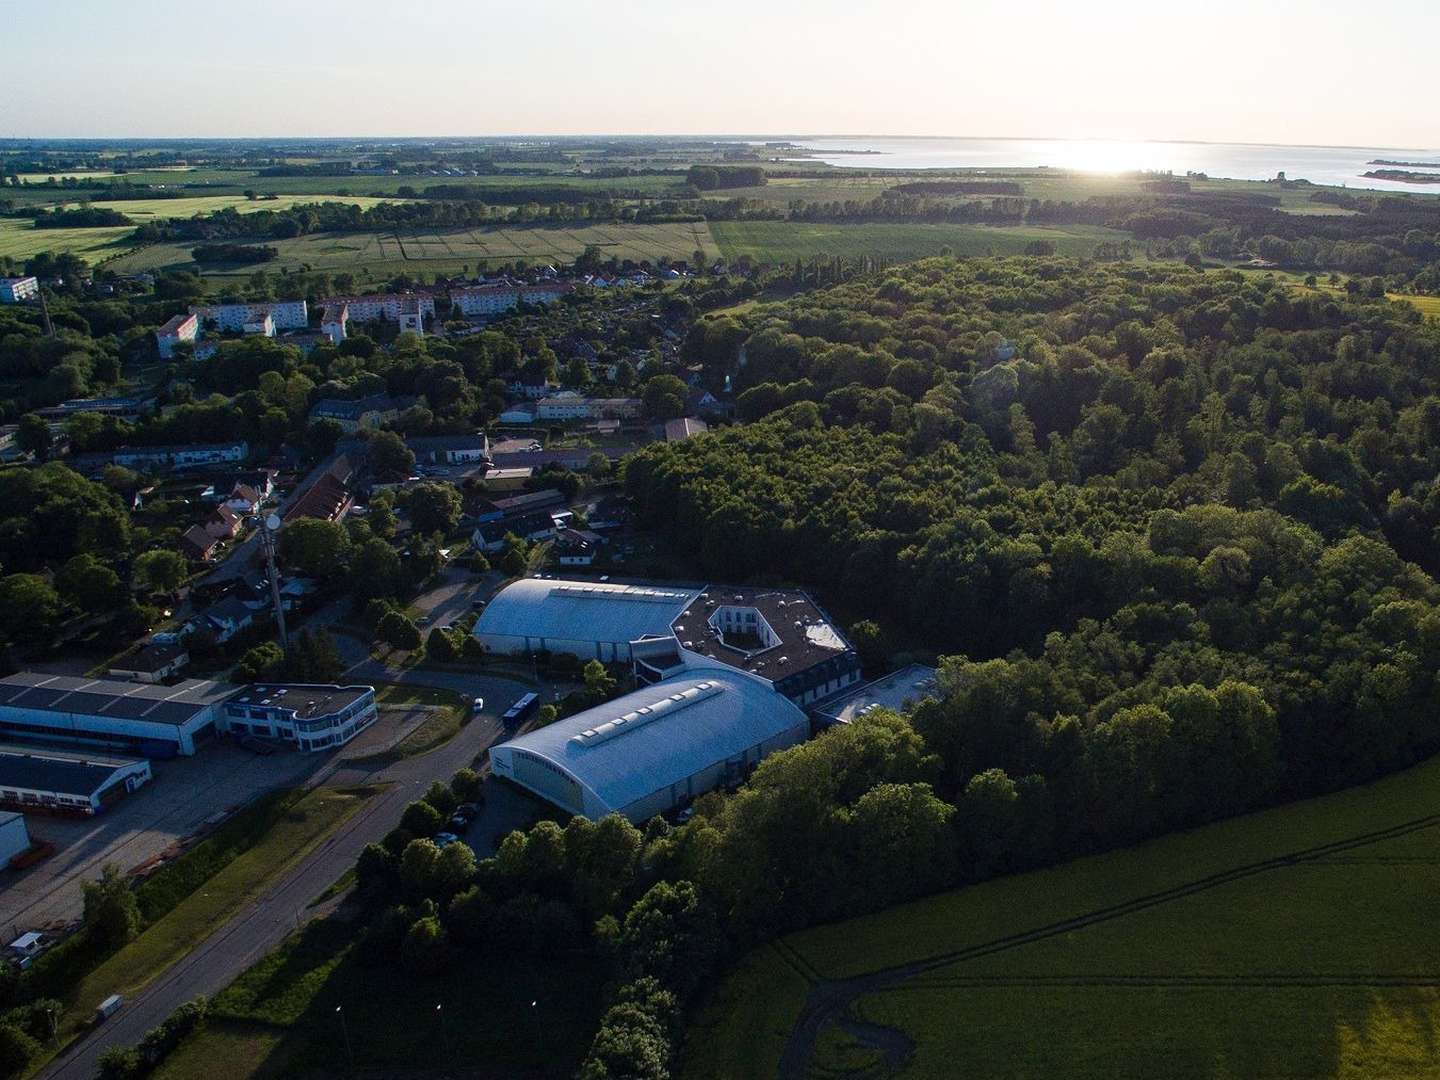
xmin=225 ymin=483 xmax=265 ymax=516
xmin=471 ymin=511 xmax=558 ymax=554
xmin=664 ymin=417 xmax=709 ymax=441
xmin=498 ymin=403 xmax=538 ymax=424
xmin=108 ymin=643 xmax=190 ymax=684
xmin=192 ymin=595 xmax=258 ymax=644
xmin=506 ymin=374 xmax=556 ymax=400
xmin=398 ymin=296 xmax=424 ymax=336
xmin=321 ymin=303 xmax=349 ymax=344
xmin=405 ymin=434 xmax=490 ymax=465
xmin=155 ymin=313 xmax=199 ymax=359
xmin=587 ymin=495 xmax=629 ymax=530
xmin=536 ymin=394 xmax=642 ymax=421
xmin=205 ymin=504 xmax=243 ymax=540
xmin=555 ymin=527 xmax=604 ymax=566
xmin=282 ymin=455 xmax=355 ymax=524
xmin=309 ymin=395 xmax=403 ymax=433
xmin=180 ymin=525 xmax=220 ymax=562
xmin=111 ymin=441 xmax=249 ymax=471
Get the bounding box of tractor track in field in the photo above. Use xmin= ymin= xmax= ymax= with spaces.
xmin=778 ymin=810 xmax=1440 ymax=1079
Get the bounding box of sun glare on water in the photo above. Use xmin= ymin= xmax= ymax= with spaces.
xmin=1047 ymin=140 xmax=1165 ymax=174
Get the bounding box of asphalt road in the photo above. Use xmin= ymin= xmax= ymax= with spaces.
xmin=39 ymin=677 xmax=528 ymax=1080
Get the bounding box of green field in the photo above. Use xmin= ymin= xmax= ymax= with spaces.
xmin=63 ymin=194 xmax=408 ymax=222
xmin=684 ymin=752 xmax=1440 ymax=1080
xmin=108 ymin=220 xmax=720 ymax=278
xmin=0 ymin=218 xmax=136 ymax=263
xmin=711 ymin=220 xmax=1130 ymax=262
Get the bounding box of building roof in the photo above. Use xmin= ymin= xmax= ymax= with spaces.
xmin=111 ymin=642 xmax=189 ymax=675
xmin=226 ymin=683 xmax=372 ymax=719
xmin=322 ymin=303 xmax=349 ymax=324
xmin=405 ymin=434 xmax=489 ymax=454
xmin=664 ymin=417 xmax=709 ymax=441
xmin=0 ymin=674 xmax=232 ymax=726
xmin=811 ymin=664 xmax=940 ymax=724
xmin=474 ymin=577 xmax=700 ymax=646
xmin=488 ymin=488 xmax=568 ymax=516
xmin=157 ymin=313 xmax=197 ymax=335
xmin=494 ymin=669 xmax=805 ymax=814
xmin=671 ymin=586 xmax=853 ymax=679
xmin=0 ymin=747 xmax=145 ymax=799
xmin=180 ymin=525 xmax=217 ymax=558
xmin=310 ymin=395 xmax=400 ymax=420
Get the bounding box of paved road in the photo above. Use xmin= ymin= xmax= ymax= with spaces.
xmin=39 ymin=679 xmax=528 ymax=1080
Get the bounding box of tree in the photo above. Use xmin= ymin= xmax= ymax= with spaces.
xmin=0 ymin=1024 xmax=39 ymax=1079
xmin=279 ymin=518 xmax=350 ymax=579
xmin=583 ymin=659 xmax=617 ymax=700
xmin=133 ymin=549 xmax=187 ymax=594
xmin=426 ymin=626 xmax=459 ymax=661
xmin=0 ymin=575 xmax=65 ymax=647
xmin=15 ymin=414 xmax=52 ymax=462
xmin=233 ymin=641 xmax=283 ymax=682
xmin=641 ymin=374 xmax=687 ymax=420
xmin=407 ymin=483 xmax=461 ymax=535
xmin=401 ymin=915 xmax=448 ymax=974
xmin=82 ymin=864 xmax=141 ymax=950
xmin=377 ymin=610 xmax=422 ymax=652
xmin=351 ymin=538 xmax=403 ymax=601
xmin=369 ymin=430 xmax=415 ymax=478
xmin=304 ymin=418 xmax=345 ymax=460
xmin=95 ymin=1045 xmax=141 ymax=1080
xmin=400 ymin=801 xmax=443 ymax=837
xmin=56 ymin=554 xmax=125 ymax=611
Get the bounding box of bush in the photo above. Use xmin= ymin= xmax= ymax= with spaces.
xmin=82 ymin=865 xmax=140 ymax=951
xmin=96 ymin=1045 xmax=142 ymax=1080
xmin=400 ymin=800 xmax=443 ymax=837
xmin=0 ymin=1024 xmax=38 ymax=1079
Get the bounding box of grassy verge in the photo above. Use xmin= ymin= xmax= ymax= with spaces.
xmin=155 ymin=918 xmax=605 ymax=1079
xmin=306 ymin=867 xmax=356 ymax=909
xmin=44 ymin=786 xmax=379 ymax=1051
xmin=350 ymin=684 xmax=468 ymax=762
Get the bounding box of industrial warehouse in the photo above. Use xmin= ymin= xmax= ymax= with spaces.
xmin=478 ymin=576 xmax=885 ymax=821
xmin=0 ymin=674 xmax=235 ymax=757
xmin=0 ymin=746 xmax=152 ymax=816
xmin=0 ymin=674 xmax=379 ymax=760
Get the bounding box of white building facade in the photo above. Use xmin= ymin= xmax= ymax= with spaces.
xmin=191 ymin=300 xmax=308 ymax=333
xmin=0 ymin=277 xmax=39 ymax=304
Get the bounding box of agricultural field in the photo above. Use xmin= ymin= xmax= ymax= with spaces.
xmin=683 ymin=751 xmax=1440 ymax=1080
xmin=108 ymin=220 xmax=720 ymax=279
xmin=711 ymin=220 xmax=1130 ymax=262
xmin=0 ymin=217 xmax=136 ymax=263
xmin=68 ymin=194 xmax=409 ymax=221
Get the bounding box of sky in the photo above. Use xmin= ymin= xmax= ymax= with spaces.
xmin=3 ymin=0 xmax=1438 ymax=148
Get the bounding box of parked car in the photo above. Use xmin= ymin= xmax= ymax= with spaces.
xmin=448 ymin=814 xmax=470 ymax=833
xmin=472 ymin=696 xmax=484 ymax=712
xmin=434 ymin=832 xmax=460 ymax=848
xmin=457 ymin=800 xmax=483 ymax=817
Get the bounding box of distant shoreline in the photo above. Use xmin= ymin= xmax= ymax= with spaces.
xmin=1363 ymin=169 xmax=1440 ymax=184
xmin=1368 ymin=159 xmax=1440 ymax=169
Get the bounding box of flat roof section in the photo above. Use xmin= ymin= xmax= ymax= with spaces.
xmin=474 ymin=577 xmax=701 ymax=648
xmin=671 ymin=586 xmax=853 ymax=679
xmin=811 ymin=664 xmax=940 ymax=725
xmin=227 ymin=684 xmax=373 ymax=718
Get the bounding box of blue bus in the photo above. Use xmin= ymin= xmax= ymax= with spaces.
xmin=502 ymin=692 xmax=540 ymax=726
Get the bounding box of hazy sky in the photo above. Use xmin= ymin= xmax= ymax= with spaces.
xmin=3 ymin=0 xmax=1437 ymax=148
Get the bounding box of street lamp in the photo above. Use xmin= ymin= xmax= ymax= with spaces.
xmin=436 ymin=1003 xmax=449 ymax=1064
xmin=336 ymin=1005 xmax=355 ymax=1073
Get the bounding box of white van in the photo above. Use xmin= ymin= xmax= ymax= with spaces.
xmin=95 ymin=995 xmax=123 ymax=1022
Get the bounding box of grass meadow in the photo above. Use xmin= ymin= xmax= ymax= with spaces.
xmin=710 ymin=220 xmax=1129 ymax=262
xmin=109 ymin=220 xmax=720 ymax=278
xmin=683 ymin=751 xmax=1440 ymax=1080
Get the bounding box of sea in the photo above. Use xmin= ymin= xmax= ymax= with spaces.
xmin=757 ymin=137 xmax=1440 ymax=193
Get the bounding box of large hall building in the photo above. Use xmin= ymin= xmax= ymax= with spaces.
xmin=476 ymin=576 xmax=866 ymax=821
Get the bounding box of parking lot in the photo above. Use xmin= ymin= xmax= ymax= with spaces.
xmin=0 ymin=742 xmax=323 ymax=932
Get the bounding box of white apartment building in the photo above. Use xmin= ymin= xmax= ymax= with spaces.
xmin=155 ymin=313 xmax=200 ymax=359
xmin=450 ymin=283 xmax=570 ymax=317
xmin=0 ymin=277 xmax=40 ymax=304
xmin=191 ymin=300 xmax=308 ymax=333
